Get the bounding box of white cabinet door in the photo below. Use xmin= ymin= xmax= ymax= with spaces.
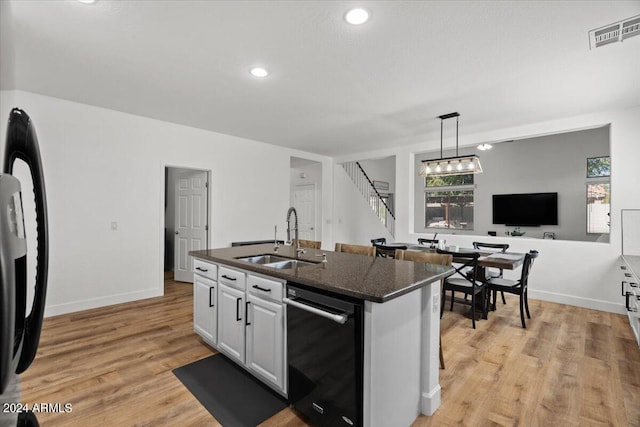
xmin=194 ymin=274 xmax=217 ymax=345
xmin=217 ymin=283 xmax=246 ymax=364
xmin=246 ymin=294 xmax=285 ymax=391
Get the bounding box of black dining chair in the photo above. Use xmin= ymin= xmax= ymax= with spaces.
xmin=374 ymin=244 xmax=406 ymax=258
xmin=472 ymin=242 xmax=509 ymax=305
xmin=371 ymin=237 xmax=386 ymax=246
xmin=437 ymin=249 xmax=487 ymax=329
xmin=418 ymin=238 xmax=439 ymax=248
xmin=486 ymin=250 xmax=539 ymax=328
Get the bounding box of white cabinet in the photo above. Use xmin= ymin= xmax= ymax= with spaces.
xmin=193 ymin=260 xmax=218 ymax=346
xmin=246 ymin=291 xmax=285 ymax=390
xmin=193 ymin=274 xmax=217 ymax=345
xmin=217 ymin=282 xmax=246 ymax=364
xmin=620 ymin=257 xmax=640 ymax=347
xmin=191 ymin=257 xmax=287 ymax=394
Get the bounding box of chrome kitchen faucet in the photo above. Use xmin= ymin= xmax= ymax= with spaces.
xmin=286 ymin=207 xmax=305 ymax=257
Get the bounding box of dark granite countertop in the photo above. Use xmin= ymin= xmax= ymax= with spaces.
xmin=622 ymin=255 xmax=640 ymax=279
xmin=190 ymin=244 xmax=453 ymax=303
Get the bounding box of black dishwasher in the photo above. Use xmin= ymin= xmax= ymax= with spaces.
xmin=284 ymin=283 xmax=364 ymax=427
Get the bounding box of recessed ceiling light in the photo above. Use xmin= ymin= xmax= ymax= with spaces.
xmin=345 ymin=8 xmax=369 ymax=25
xmin=249 ymin=67 xmax=269 ymax=78
xmin=477 ymin=143 xmax=493 ymax=151
xmin=77 ymin=0 xmax=97 ymax=3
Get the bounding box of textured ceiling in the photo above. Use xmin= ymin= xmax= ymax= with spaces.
xmin=1 ymin=1 xmax=639 ymax=156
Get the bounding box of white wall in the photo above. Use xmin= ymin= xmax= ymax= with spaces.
xmin=413 ymin=126 xmax=610 ymax=241
xmin=359 ymin=156 xmax=396 ymax=195
xmin=335 ymin=106 xmax=640 ymax=314
xmin=333 ymin=165 xmax=392 ymax=246
xmin=0 ymin=90 xmax=332 ymax=316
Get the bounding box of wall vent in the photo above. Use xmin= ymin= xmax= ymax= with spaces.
xmin=589 ymin=15 xmax=640 ymax=49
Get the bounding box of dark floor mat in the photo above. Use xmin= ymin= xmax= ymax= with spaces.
xmin=173 ymin=353 xmax=288 ymax=427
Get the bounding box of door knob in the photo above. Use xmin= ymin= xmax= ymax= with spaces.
xmin=175 ymin=230 xmax=179 ymax=235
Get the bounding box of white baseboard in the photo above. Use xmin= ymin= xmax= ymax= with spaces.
xmin=421 ymin=385 xmax=441 ymax=416
xmin=528 ymin=289 xmax=625 ymax=315
xmin=44 ymin=288 xmax=163 ymax=317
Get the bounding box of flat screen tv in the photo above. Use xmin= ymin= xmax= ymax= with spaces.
xmin=492 ymin=192 xmax=558 ymax=226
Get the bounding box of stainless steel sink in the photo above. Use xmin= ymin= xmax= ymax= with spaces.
xmin=236 ymin=254 xmax=317 ymax=269
xmin=236 ymin=254 xmax=290 ymax=264
xmin=264 ymin=259 xmax=316 ymax=269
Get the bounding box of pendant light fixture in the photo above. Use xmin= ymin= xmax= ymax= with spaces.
xmin=418 ymin=112 xmax=483 ymax=177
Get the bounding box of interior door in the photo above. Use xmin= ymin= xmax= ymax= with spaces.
xmin=292 ymin=184 xmax=316 ymax=240
xmin=174 ymin=170 xmax=208 ymax=283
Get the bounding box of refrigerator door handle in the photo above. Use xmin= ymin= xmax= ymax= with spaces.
xmin=3 ymin=108 xmax=49 ymax=374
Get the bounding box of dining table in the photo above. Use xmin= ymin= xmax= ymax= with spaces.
xmin=394 ymin=243 xmax=527 ymax=319
xmin=399 ymin=244 xmax=526 ymax=271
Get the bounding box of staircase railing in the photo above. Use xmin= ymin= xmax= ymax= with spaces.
xmin=341 ymin=161 xmax=395 ymax=236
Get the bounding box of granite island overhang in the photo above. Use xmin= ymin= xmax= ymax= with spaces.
xmin=190 ymin=243 xmax=452 ymax=303
xmin=190 ymin=244 xmax=454 ymax=426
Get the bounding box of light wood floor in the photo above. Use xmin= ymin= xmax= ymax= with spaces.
xmin=21 ymin=278 xmax=640 ymax=426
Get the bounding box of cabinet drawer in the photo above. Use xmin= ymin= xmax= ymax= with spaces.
xmin=219 ymin=266 xmax=246 ymax=291
xmin=193 ymin=259 xmax=217 ymax=280
xmin=248 ymin=274 xmax=284 ymax=302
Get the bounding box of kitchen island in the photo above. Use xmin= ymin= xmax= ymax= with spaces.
xmin=190 ymin=243 xmax=453 ymax=427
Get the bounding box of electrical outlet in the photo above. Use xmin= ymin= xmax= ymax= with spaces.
xmin=433 ymin=294 xmax=439 ymax=313
xmin=110 ymin=221 xmax=118 ymax=231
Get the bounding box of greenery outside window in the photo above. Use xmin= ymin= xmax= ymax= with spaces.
xmin=425 ymin=174 xmax=474 ymax=229
xmin=587 ymin=156 xmax=610 ymax=178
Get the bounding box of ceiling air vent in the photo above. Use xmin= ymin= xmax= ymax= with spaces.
xmin=589 ymin=15 xmax=640 ymax=49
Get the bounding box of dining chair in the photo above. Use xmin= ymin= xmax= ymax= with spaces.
xmin=370 ymin=237 xmax=386 ymax=246
xmin=374 ymin=244 xmax=407 ymax=258
xmin=472 ymin=242 xmax=509 ymax=305
xmin=417 ymin=238 xmax=439 ymax=248
xmin=335 ymin=243 xmax=376 ymax=257
xmin=395 ymin=250 xmax=452 ymax=369
xmin=486 ymin=250 xmax=539 ymax=328
xmin=436 ymin=249 xmax=486 ymax=329
xmin=295 ymin=239 xmax=322 ymax=249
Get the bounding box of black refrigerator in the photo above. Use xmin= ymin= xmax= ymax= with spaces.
xmin=0 ymin=108 xmax=49 ymax=427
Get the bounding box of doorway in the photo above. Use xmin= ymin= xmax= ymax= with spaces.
xmin=290 ymin=157 xmax=322 ymax=243
xmin=164 ymin=166 xmax=210 ymax=284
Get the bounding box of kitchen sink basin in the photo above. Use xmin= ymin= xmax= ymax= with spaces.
xmin=236 ymin=254 xmax=317 ymax=269
xmin=236 ymin=254 xmax=290 ymax=264
xmin=264 ymin=259 xmax=316 ymax=269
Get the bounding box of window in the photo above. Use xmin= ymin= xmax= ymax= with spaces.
xmin=424 ymin=174 xmax=474 ymax=230
xmin=587 ymin=182 xmax=610 ymax=234
xmin=587 ymin=156 xmax=610 ymax=178
xmin=586 ymin=156 xmax=610 ymax=235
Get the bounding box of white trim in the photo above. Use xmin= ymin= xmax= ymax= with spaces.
xmin=44 ymin=288 xmax=162 ymax=317
xmin=421 ymin=384 xmax=442 ymax=416
xmin=528 ymin=289 xmax=625 ymax=314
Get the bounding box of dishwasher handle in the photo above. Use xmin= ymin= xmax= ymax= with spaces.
xmin=283 ymin=297 xmax=348 ymax=324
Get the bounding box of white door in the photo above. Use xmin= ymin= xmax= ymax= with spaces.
xmin=246 ymin=294 xmax=284 ymax=390
xmin=292 ymin=184 xmax=316 ymax=240
xmin=217 ymin=283 xmax=246 ymax=364
xmin=193 ymin=274 xmax=217 ymax=345
xmin=174 ymin=170 xmax=208 ymax=282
